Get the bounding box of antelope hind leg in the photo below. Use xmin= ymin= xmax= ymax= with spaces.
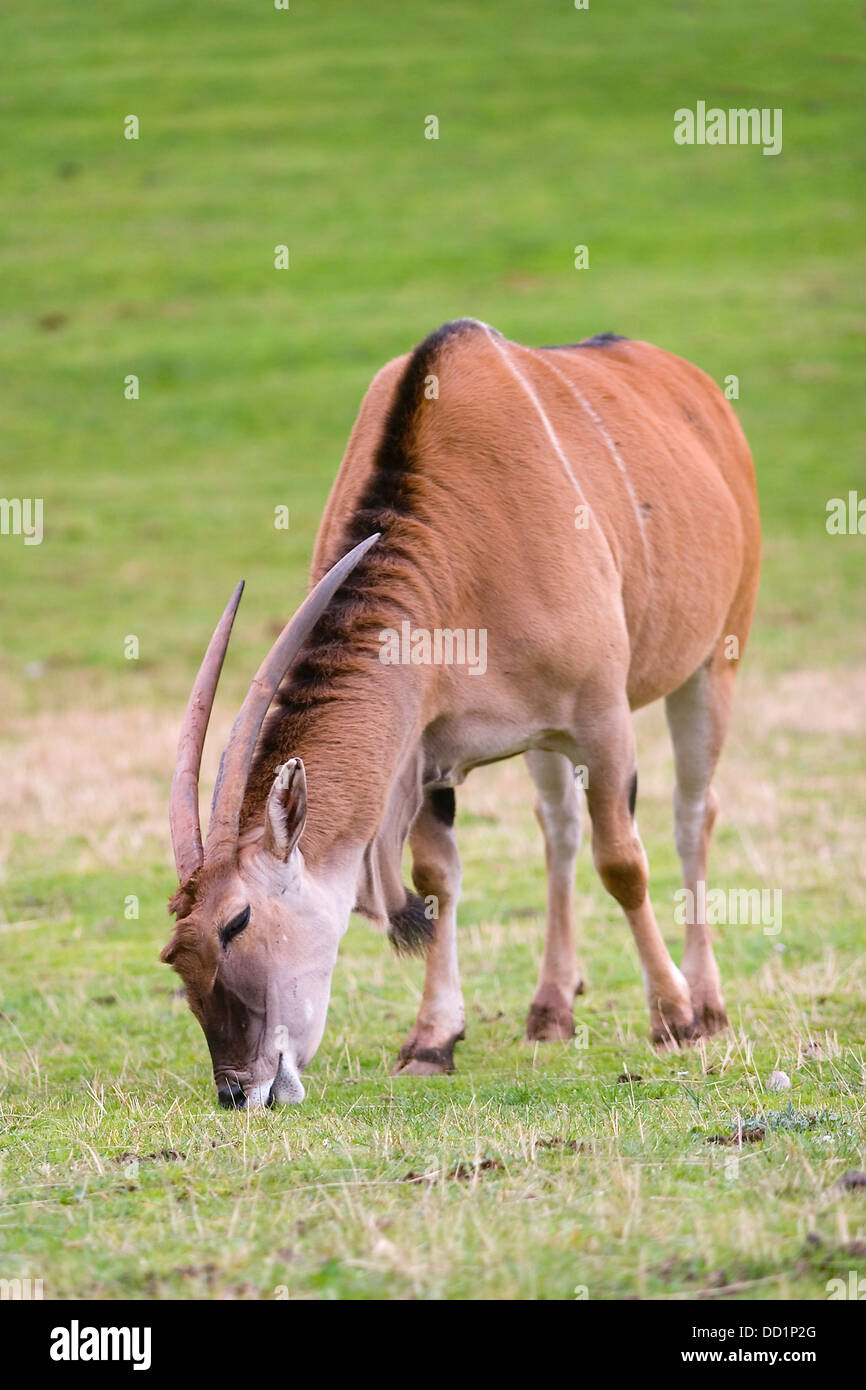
xmin=583 ymin=701 xmax=697 ymax=1047
xmin=665 ymin=659 xmax=738 ymax=1037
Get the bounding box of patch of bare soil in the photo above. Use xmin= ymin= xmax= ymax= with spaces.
xmin=706 ymin=1125 xmax=765 ymax=1146
xmin=402 ymin=1158 xmax=503 ymax=1185
xmin=832 ymin=1170 xmax=866 ymax=1193
xmin=114 ymin=1148 xmax=186 ymax=1165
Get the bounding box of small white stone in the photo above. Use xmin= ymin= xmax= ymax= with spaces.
xmin=767 ymin=1069 xmax=791 ymax=1092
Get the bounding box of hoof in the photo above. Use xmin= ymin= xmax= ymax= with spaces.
xmin=690 ymin=1003 xmax=729 ymax=1037
xmin=683 ymin=965 xmax=728 ymax=1039
xmin=526 ymin=1002 xmax=575 ymax=1042
xmin=391 ymin=1033 xmax=462 ymax=1077
xmin=651 ymin=1011 xmax=700 ymax=1050
xmin=525 ymin=977 xmax=584 ymax=1042
xmin=392 ymin=1056 xmax=451 ymax=1076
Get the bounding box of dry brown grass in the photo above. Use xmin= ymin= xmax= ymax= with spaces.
xmin=1 ymin=666 xmax=863 ymax=887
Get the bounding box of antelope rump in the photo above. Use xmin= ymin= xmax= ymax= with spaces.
xmin=164 ymin=319 xmax=760 ymax=1109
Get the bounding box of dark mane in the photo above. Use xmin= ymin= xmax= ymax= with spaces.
xmin=541 ymin=332 xmax=629 ymax=349
xmin=342 ymin=318 xmax=479 ymax=550
xmin=242 ymin=319 xmax=482 ymax=816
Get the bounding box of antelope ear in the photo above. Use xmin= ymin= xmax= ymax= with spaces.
xmin=160 ymin=916 xmax=196 ymax=965
xmin=264 ymin=758 xmax=307 ymax=861
xmin=160 ymin=936 xmax=181 ymax=965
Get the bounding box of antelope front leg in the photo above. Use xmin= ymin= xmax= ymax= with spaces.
xmin=524 ymin=750 xmax=585 ymax=1041
xmin=392 ymin=789 xmax=465 ymax=1076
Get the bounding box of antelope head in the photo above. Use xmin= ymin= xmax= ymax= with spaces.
xmin=163 ymin=534 xmax=379 ymax=1110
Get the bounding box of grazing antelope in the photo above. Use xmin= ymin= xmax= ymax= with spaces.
xmin=164 ymin=320 xmax=760 ymax=1108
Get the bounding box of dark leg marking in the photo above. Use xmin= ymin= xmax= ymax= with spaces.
xmin=396 ymin=1031 xmax=465 ymax=1073
xmin=429 ymin=786 xmax=456 ymax=827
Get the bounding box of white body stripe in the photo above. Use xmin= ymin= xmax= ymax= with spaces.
xmin=481 ymin=326 xmax=590 ymax=510
xmin=525 ymin=346 xmax=653 ymax=580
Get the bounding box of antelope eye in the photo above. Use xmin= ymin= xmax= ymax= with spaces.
xmin=219 ymin=904 xmax=251 ymax=947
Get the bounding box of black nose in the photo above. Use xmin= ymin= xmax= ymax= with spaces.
xmin=217 ymin=1082 xmax=246 ymax=1110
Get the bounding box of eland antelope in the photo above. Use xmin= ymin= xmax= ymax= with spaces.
xmin=164 ymin=320 xmax=760 ymax=1108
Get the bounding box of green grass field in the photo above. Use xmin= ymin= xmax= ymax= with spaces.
xmin=1 ymin=1 xmax=864 ymax=1300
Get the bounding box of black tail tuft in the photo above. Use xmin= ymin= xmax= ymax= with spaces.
xmin=388 ymin=891 xmax=435 ymax=956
